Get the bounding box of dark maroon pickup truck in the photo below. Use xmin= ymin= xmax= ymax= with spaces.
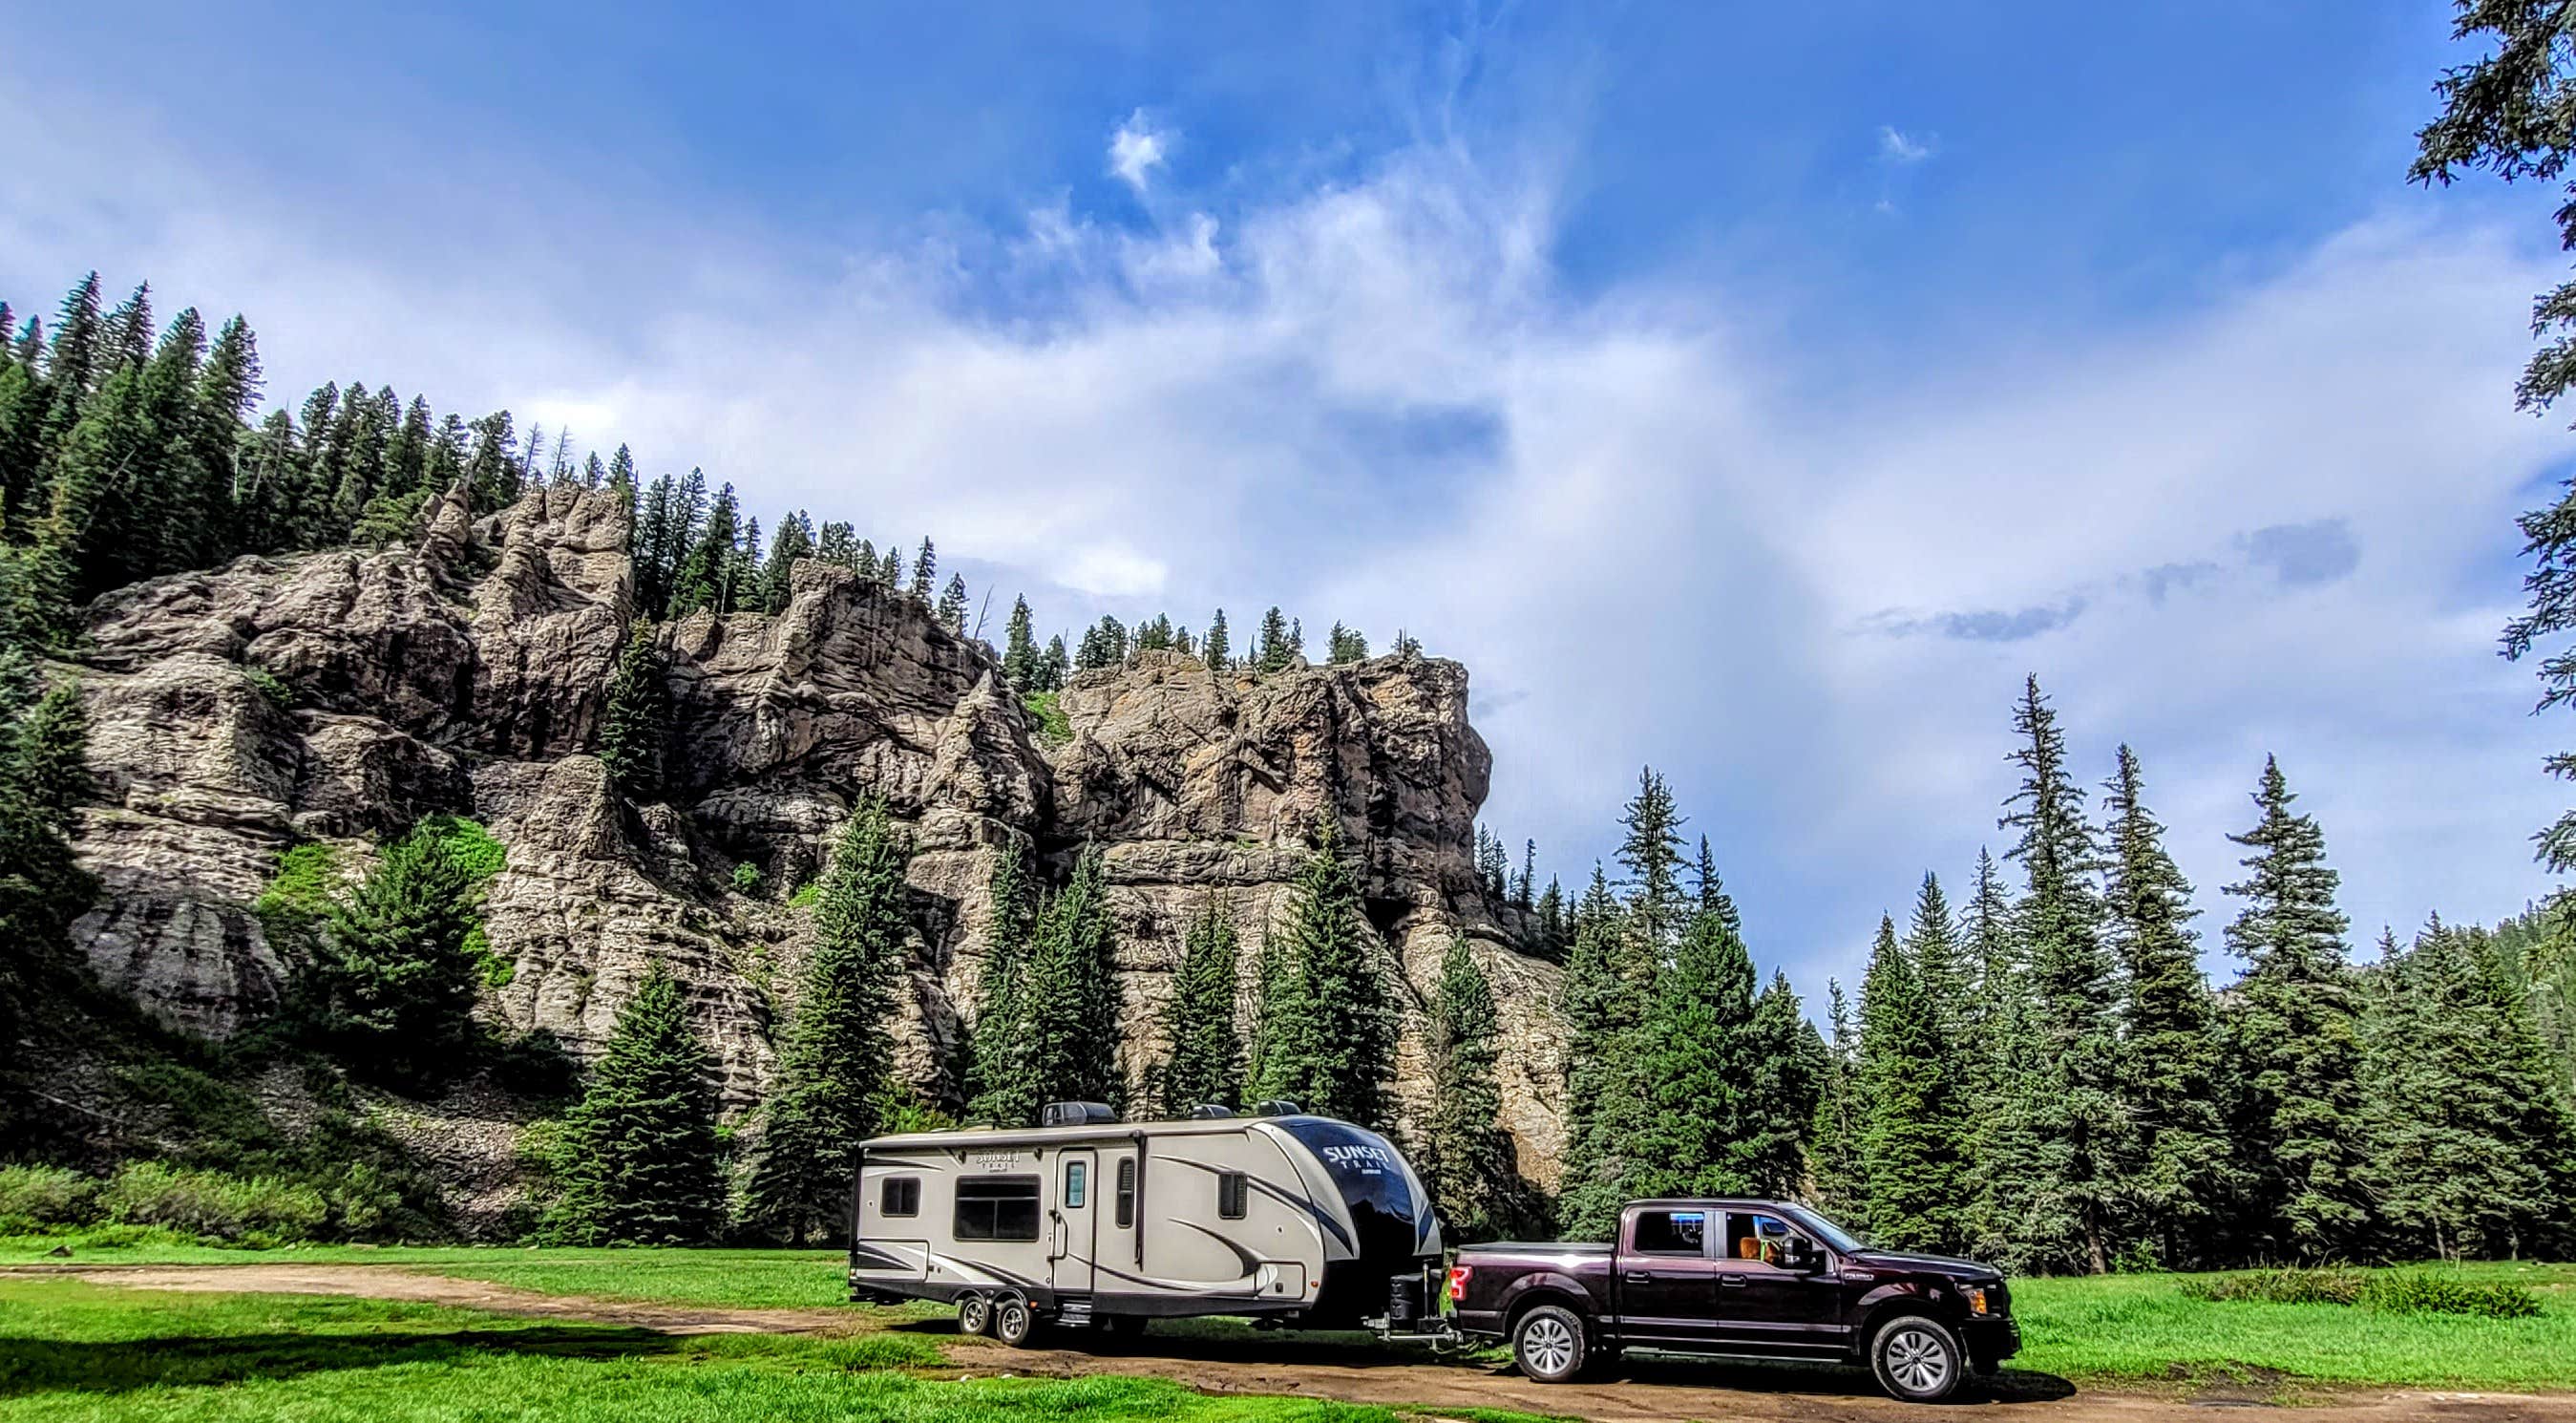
xmin=1445 ymin=1199 xmax=2018 ymax=1402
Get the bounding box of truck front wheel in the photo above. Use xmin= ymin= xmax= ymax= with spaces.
xmin=1512 ymin=1304 xmax=1590 ymax=1384
xmin=1870 ymin=1314 xmax=1964 ymax=1403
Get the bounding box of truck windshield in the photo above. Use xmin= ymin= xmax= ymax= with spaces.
xmin=1275 ymin=1118 xmax=1425 ymax=1260
xmin=1786 ymin=1204 xmax=1869 ymax=1253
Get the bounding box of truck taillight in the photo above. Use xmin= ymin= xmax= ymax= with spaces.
xmin=1445 ymin=1265 xmax=1471 ymax=1302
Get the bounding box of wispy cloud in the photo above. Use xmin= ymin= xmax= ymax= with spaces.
xmin=1109 ymin=110 xmax=1172 ymax=194
xmin=1878 ymin=125 xmax=1933 ymax=164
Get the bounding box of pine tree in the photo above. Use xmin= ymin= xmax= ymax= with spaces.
xmin=309 ymin=821 xmax=485 ymax=1084
xmin=98 ymin=282 xmax=153 ymax=380
xmin=744 ymin=798 xmax=912 ymax=1242
xmin=1001 ymin=596 xmax=1039 ymax=688
xmin=1249 ymin=818 xmax=1397 ymax=1125
xmin=0 ymin=662 xmax=97 ymax=1053
xmin=2223 ymin=754 xmax=2368 ymax=1260
xmin=1997 ymin=675 xmax=2124 ymax=1272
xmin=667 ymin=480 xmax=741 ymax=616
xmin=465 ymin=410 xmax=518 ymax=512
xmin=965 ymin=846 xmax=1037 ymax=1126
xmin=1748 ymin=971 xmax=1824 ymax=1200
xmin=599 ymin=621 xmax=669 ymax=796
xmin=545 ymin=965 xmax=725 ymax=1244
xmin=1076 ymin=616 xmax=1129 ymax=669
xmin=2101 ymin=744 xmax=2232 ymax=1267
xmin=2361 ymin=921 xmax=2576 ymax=1262
xmin=1517 ymin=839 xmax=1538 ymax=916
xmin=1152 ymin=899 xmax=1243 ymax=1115
xmin=1420 ymin=934 xmax=1528 ymax=1241
xmin=1326 ymin=622 xmax=1369 ymax=664
xmin=909 ymin=539 xmax=935 ymax=599
xmin=757 ymin=511 xmax=813 ymax=613
xmin=1557 ymin=865 xmax=1655 ymax=1238
xmin=1039 ymin=635 xmax=1070 ymax=692
xmin=1203 ymin=608 xmax=1231 ymax=669
xmin=1616 ymin=767 xmax=1688 ymax=957
xmin=1020 ymin=846 xmax=1125 ymax=1110
xmin=47 ymin=273 xmax=103 ymax=402
xmin=1255 ymin=605 xmax=1295 ymax=672
xmin=936 ymin=572 xmax=969 ymax=633
xmin=1807 ymin=978 xmax=1869 ymax=1224
xmin=1859 ymin=912 xmax=1966 ymax=1253
xmin=1631 ymin=892 xmax=1759 ymax=1198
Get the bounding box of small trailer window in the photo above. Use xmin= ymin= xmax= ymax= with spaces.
xmin=1115 ymin=1158 xmax=1137 ymax=1227
xmin=1065 ymin=1159 xmax=1088 ymax=1208
xmin=880 ymin=1177 xmax=920 ymax=1218
xmin=1217 ymin=1171 xmax=1248 ymax=1220
xmin=955 ymin=1176 xmax=1041 ymax=1242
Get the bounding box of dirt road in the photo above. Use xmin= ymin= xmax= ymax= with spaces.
xmin=14 ymin=1262 xmax=2576 ymax=1423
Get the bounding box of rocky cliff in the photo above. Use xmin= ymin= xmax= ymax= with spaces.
xmin=60 ymin=484 xmax=1567 ymax=1198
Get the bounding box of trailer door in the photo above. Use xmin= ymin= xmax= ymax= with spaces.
xmin=1050 ymin=1147 xmax=1098 ymax=1295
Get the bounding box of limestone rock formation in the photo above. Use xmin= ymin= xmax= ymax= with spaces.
xmin=60 ymin=483 xmax=1568 ymax=1197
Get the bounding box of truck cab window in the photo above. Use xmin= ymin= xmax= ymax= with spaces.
xmin=1725 ymin=1211 xmax=1804 ymax=1265
xmin=879 ymin=1176 xmax=919 ymax=1218
xmin=1632 ymin=1209 xmax=1708 ymax=1255
xmin=1217 ymin=1171 xmax=1248 ymax=1220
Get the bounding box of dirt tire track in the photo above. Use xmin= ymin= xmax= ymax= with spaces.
xmin=12 ymin=1263 xmax=2576 ymax=1423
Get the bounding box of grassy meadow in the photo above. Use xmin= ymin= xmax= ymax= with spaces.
xmin=5 ymin=1244 xmax=2576 ymax=1416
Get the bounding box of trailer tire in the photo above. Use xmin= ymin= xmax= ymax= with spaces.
xmin=1869 ymin=1313 xmax=1964 ymax=1403
xmin=1512 ymin=1303 xmax=1590 ymax=1384
xmin=956 ymin=1293 xmax=992 ymax=1337
xmin=993 ymin=1294 xmax=1042 ymax=1349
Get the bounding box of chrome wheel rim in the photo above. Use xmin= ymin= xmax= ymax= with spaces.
xmin=1522 ymin=1315 xmax=1576 ymax=1376
xmin=1886 ymin=1327 xmax=1950 ymax=1394
xmin=999 ymin=1302 xmax=1027 ymax=1339
xmin=960 ymin=1297 xmax=989 ymax=1334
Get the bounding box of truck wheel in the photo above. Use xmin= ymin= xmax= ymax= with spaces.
xmin=1512 ymin=1304 xmax=1589 ymax=1384
xmin=957 ymin=1293 xmax=992 ymax=1336
xmin=1870 ymin=1314 xmax=1963 ymax=1403
xmin=993 ymin=1295 xmax=1042 ymax=1349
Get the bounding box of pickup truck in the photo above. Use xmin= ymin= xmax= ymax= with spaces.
xmin=1446 ymin=1198 xmax=2017 ymax=1402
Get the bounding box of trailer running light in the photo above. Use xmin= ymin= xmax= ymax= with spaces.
xmin=1446 ymin=1265 xmax=1471 ymax=1302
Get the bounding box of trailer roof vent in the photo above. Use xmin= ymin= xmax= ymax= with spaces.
xmin=1188 ymin=1104 xmax=1235 ymax=1119
xmin=1040 ymin=1101 xmax=1117 ymax=1128
xmin=1249 ymin=1098 xmax=1302 ymax=1117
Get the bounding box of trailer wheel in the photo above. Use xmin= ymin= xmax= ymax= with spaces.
xmin=1512 ymin=1304 xmax=1589 ymax=1384
xmin=993 ymin=1294 xmax=1042 ymax=1349
xmin=1869 ymin=1313 xmax=1964 ymax=1403
xmin=956 ymin=1293 xmax=992 ymax=1337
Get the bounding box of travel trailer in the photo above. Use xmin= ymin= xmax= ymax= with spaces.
xmin=846 ymin=1101 xmax=1446 ymax=1345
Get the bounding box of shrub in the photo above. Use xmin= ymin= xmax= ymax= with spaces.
xmin=2359 ymin=1272 xmax=2543 ymax=1320
xmin=788 ymin=881 xmax=819 ymax=908
xmin=0 ymin=1164 xmax=103 ymax=1230
xmin=241 ymin=667 xmax=298 ymax=712
xmin=253 ymin=842 xmax=343 ymax=936
xmin=100 ymin=1162 xmax=328 ymax=1242
xmin=732 ymin=861 xmax=765 ymax=896
xmin=2184 ymin=1267 xmax=2366 ymax=1306
xmin=1022 ymin=690 xmax=1071 ymax=744
xmin=2184 ymin=1267 xmax=2541 ymax=1320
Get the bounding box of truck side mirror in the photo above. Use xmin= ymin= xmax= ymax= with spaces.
xmin=1780 ymin=1238 xmax=1821 ymax=1273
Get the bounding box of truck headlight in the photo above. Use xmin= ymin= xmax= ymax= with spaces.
xmin=1964 ymin=1286 xmax=1990 ymax=1315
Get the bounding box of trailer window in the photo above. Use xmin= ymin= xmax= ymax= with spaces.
xmin=1217 ymin=1171 xmax=1248 ymax=1220
xmin=1115 ymin=1158 xmax=1136 ymax=1227
xmin=955 ymin=1176 xmax=1041 ymax=1242
xmin=879 ymin=1177 xmax=920 ymax=1218
xmin=1633 ymin=1209 xmax=1709 ymax=1256
xmin=1065 ymin=1159 xmax=1087 ymax=1208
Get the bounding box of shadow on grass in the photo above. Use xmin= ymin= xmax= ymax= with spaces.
xmin=0 ymin=1324 xmax=678 ymax=1397
xmin=1597 ymin=1353 xmax=2078 ymax=1404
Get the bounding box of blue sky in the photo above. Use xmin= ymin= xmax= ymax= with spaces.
xmin=6 ymin=0 xmax=2570 ymax=1002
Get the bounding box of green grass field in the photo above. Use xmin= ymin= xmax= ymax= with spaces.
xmin=8 ymin=1240 xmax=2576 ymax=1404
xmin=0 ymin=1279 xmax=1555 ymax=1423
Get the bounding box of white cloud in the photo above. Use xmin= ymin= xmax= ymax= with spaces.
xmin=6 ymin=79 xmax=2564 ymax=1008
xmin=1879 ymin=125 xmax=1933 ymax=163
xmin=1109 ymin=110 xmax=1172 ymax=194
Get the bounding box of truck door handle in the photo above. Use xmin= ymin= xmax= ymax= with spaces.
xmin=1720 ymin=1274 xmax=1746 ymax=1287
xmin=1623 ymin=1270 xmax=1656 ymax=1283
